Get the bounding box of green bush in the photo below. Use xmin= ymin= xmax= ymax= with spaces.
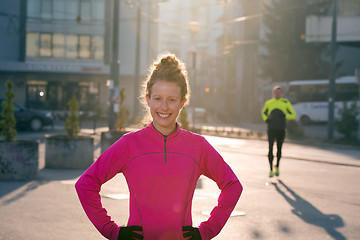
xmin=0 ymin=81 xmax=17 ymax=142
xmin=115 ymin=88 xmax=129 ymax=131
xmin=335 ymin=102 xmax=358 ymax=140
xmin=65 ymin=94 xmax=80 ymax=138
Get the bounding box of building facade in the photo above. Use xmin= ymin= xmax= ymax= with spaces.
xmin=0 ymin=0 xmax=159 ymax=121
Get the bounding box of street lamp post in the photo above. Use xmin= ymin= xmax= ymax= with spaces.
xmin=356 ymin=68 xmax=360 ymax=141
xmin=133 ymin=3 xmax=141 ymax=121
xmin=109 ymin=0 xmax=120 ymax=130
xmin=327 ymin=0 xmax=338 ymax=140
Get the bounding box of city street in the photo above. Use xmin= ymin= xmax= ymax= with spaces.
xmin=0 ymin=124 xmax=360 ymax=240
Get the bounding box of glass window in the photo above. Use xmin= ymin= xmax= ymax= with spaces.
xmin=66 ymin=34 xmax=78 ymax=59
xmin=40 ymin=33 xmax=52 ymax=57
xmin=53 ymin=33 xmax=65 ymax=58
xmin=65 ymin=0 xmax=79 ymax=21
xmin=27 ymin=0 xmax=40 ymax=20
xmin=93 ymin=1 xmax=105 ymax=21
xmin=80 ymin=0 xmax=91 ymax=22
xmin=92 ymin=35 xmax=104 ymax=60
xmin=26 ymin=84 xmax=48 ymax=109
xmin=78 ymin=84 xmax=89 ymax=109
xmin=26 ymin=32 xmax=39 ymax=57
xmin=53 ymin=0 xmax=66 ymax=20
xmin=41 ymin=0 xmax=52 ymax=20
xmin=79 ymin=35 xmax=91 ymax=59
xmin=336 ymin=83 xmax=359 ymax=101
xmin=341 ymin=0 xmax=360 ymax=16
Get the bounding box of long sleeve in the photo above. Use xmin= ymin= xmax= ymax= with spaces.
xmin=285 ymin=101 xmax=296 ymax=120
xmin=75 ymin=136 xmax=129 ymax=240
xmin=198 ymin=138 xmax=243 ymax=240
xmin=261 ymin=100 xmax=270 ymax=122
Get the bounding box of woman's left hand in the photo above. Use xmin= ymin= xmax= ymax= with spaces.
xmin=182 ymin=226 xmax=201 ymax=240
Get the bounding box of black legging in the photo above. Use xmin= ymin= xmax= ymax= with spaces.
xmin=267 ymin=129 xmax=285 ymax=171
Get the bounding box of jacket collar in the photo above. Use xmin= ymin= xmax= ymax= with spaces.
xmin=147 ymin=122 xmax=181 ymax=139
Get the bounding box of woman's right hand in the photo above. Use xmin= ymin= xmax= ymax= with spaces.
xmin=118 ymin=226 xmax=143 ymax=240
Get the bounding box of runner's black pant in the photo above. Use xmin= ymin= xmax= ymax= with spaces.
xmin=267 ymin=129 xmax=285 ymax=171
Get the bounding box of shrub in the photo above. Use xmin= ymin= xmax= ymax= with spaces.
xmin=335 ymin=102 xmax=358 ymax=140
xmin=0 ymin=81 xmax=17 ymax=142
xmin=115 ymin=88 xmax=129 ymax=131
xmin=65 ymin=94 xmax=80 ymax=138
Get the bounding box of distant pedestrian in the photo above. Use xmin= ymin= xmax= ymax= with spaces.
xmin=261 ymin=85 xmax=296 ymax=177
xmin=75 ymin=53 xmax=243 ymax=240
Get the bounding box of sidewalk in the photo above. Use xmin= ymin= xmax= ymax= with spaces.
xmin=1 ymin=121 xmax=360 ymax=239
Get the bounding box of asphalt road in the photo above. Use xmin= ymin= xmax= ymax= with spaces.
xmin=0 ymin=124 xmax=359 ymax=240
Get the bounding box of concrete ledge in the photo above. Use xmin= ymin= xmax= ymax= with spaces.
xmin=45 ymin=135 xmax=94 ymax=169
xmin=0 ymin=140 xmax=39 ymax=180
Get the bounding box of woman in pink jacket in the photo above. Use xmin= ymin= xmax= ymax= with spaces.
xmin=75 ymin=53 xmax=243 ymax=240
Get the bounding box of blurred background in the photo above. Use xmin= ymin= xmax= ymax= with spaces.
xmin=0 ymin=0 xmax=359 ymax=134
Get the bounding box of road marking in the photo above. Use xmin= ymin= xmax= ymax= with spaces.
xmin=201 ymin=210 xmax=246 ymax=217
xmin=103 ymin=193 xmax=129 ymax=200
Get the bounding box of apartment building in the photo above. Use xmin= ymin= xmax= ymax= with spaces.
xmin=0 ymin=0 xmax=159 ymax=120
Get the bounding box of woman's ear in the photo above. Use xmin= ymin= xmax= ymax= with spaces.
xmin=146 ymin=95 xmax=150 ymax=107
xmin=180 ymin=98 xmax=187 ymax=109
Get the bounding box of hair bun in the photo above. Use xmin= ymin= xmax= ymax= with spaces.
xmin=160 ymin=56 xmax=178 ymax=68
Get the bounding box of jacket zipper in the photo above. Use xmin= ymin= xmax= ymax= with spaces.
xmin=163 ymin=136 xmax=168 ymax=163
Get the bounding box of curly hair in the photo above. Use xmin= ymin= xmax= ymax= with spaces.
xmin=144 ymin=53 xmax=190 ymax=103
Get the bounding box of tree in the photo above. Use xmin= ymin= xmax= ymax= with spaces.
xmin=0 ymin=81 xmax=17 ymax=142
xmin=260 ymin=0 xmax=333 ymax=83
xmin=65 ymin=94 xmax=80 ymax=138
xmin=335 ymin=102 xmax=358 ymax=140
xmin=115 ymin=88 xmax=129 ymax=131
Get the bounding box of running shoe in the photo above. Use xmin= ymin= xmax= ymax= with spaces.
xmin=269 ymin=170 xmax=274 ymax=177
xmin=275 ymin=166 xmax=279 ymax=176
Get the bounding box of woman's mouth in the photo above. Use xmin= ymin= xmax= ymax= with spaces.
xmin=158 ymin=113 xmax=171 ymax=118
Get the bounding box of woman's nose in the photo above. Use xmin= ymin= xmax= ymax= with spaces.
xmin=160 ymin=99 xmax=169 ymax=110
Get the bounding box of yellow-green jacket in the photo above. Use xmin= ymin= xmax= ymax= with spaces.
xmin=262 ymin=98 xmax=296 ymax=130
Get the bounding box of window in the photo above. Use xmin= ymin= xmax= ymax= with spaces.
xmin=40 ymin=33 xmax=52 ymax=57
xmin=26 ymin=32 xmax=103 ymax=61
xmin=26 ymin=81 xmax=48 ymax=109
xmin=92 ymin=35 xmax=104 ymax=60
xmin=80 ymin=0 xmax=91 ymax=22
xmin=65 ymin=0 xmax=79 ymax=21
xmin=27 ymin=0 xmax=40 ymax=20
xmin=26 ymin=33 xmax=39 ymax=57
xmin=93 ymin=0 xmax=105 ymax=21
xmin=66 ymin=34 xmax=78 ymax=59
xmin=336 ymin=83 xmax=358 ymax=101
xmin=53 ymin=0 xmax=66 ymax=20
xmin=53 ymin=33 xmax=65 ymax=58
xmin=79 ymin=35 xmax=91 ymax=59
xmin=27 ymin=0 xmax=106 ymax=22
xmin=341 ymin=0 xmax=360 ymax=16
xmin=41 ymin=0 xmax=52 ymax=20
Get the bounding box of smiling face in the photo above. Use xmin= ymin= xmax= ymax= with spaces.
xmin=147 ymin=80 xmax=186 ymax=136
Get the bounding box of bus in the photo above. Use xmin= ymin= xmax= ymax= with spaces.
xmin=287 ymin=76 xmax=359 ymax=124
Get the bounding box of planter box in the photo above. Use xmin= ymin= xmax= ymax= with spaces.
xmin=0 ymin=140 xmax=39 ymax=180
xmin=101 ymin=131 xmax=128 ymax=153
xmin=45 ymin=135 xmax=94 ymax=169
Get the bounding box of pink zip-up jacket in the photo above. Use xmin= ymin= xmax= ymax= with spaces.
xmin=75 ymin=123 xmax=242 ymax=240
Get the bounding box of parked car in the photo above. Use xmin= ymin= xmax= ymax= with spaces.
xmin=0 ymin=99 xmax=53 ymax=131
